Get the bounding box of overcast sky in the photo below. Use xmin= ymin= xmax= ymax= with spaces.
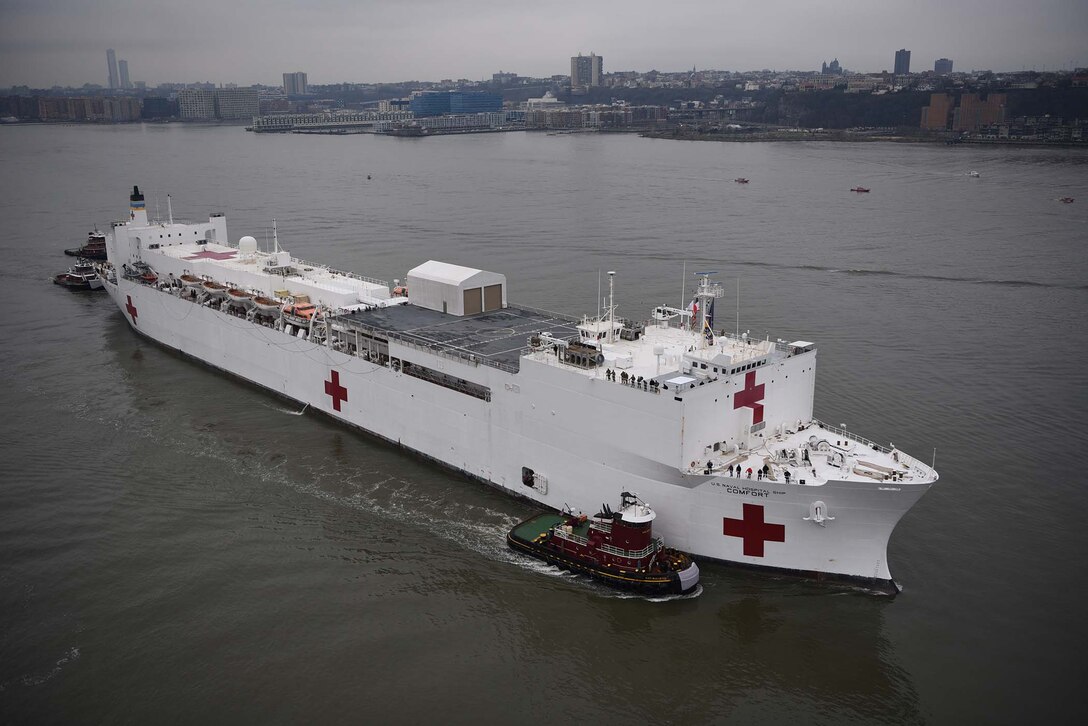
xmin=1 ymin=0 xmax=1085 ymax=87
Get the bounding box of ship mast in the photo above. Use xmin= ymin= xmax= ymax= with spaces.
xmin=693 ymin=271 xmax=723 ymax=348
xmin=607 ymin=271 xmax=616 ymax=344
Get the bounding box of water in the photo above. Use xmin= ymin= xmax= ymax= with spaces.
xmin=1 ymin=125 xmax=1085 ymax=724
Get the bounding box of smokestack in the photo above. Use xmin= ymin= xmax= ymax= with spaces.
xmin=129 ymin=185 xmax=148 ymax=226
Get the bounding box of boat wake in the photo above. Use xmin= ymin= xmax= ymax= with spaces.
xmin=263 ymin=402 xmax=309 ymax=416
xmin=0 ymin=647 xmax=80 ymax=692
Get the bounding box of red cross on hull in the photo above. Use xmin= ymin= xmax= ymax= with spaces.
xmin=125 ymin=295 xmax=138 ymax=326
xmin=733 ymin=371 xmax=765 ymax=425
xmin=324 ymin=370 xmax=348 ymax=412
xmin=723 ymin=503 xmax=785 ymax=557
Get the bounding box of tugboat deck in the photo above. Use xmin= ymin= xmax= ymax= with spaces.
xmin=337 ymin=304 xmax=582 ymax=372
xmin=510 ymin=514 xmax=568 ymax=543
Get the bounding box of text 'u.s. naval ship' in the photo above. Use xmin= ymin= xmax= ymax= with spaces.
xmin=100 ymin=186 xmax=938 ymax=592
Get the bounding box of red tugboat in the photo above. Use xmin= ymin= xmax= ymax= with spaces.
xmin=64 ymin=229 xmax=108 ymax=260
xmin=507 ymin=492 xmax=700 ymax=595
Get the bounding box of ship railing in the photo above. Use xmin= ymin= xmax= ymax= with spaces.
xmin=290 ymin=258 xmax=389 ymax=288
xmin=811 ymin=419 xmax=891 ymax=454
xmin=333 ymin=316 xmax=522 ymax=374
xmin=596 ymin=538 xmax=663 ymax=560
xmin=512 ymin=303 xmax=583 ymax=325
xmin=809 ymin=419 xmax=933 ymax=476
xmin=552 ymin=528 xmax=589 ymax=546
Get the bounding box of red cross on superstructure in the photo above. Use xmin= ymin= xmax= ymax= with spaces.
xmin=125 ymin=295 xmax=138 ymax=326
xmin=733 ymin=371 xmax=765 ymax=425
xmin=723 ymin=503 xmax=785 ymax=557
xmin=324 ymin=370 xmax=348 ymax=412
xmin=183 ymin=250 xmax=238 ymax=261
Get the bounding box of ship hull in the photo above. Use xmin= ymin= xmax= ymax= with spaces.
xmin=105 ymin=279 xmax=931 ymax=591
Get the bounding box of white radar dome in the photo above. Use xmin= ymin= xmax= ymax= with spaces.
xmin=239 ymin=235 xmax=257 ymax=253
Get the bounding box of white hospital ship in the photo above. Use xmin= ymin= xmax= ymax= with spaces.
xmin=101 ymin=186 xmax=937 ymax=591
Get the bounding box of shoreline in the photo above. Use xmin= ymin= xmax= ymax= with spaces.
xmin=638 ymin=129 xmax=1088 ymax=148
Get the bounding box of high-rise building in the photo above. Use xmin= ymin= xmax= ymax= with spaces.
xmin=934 ymin=58 xmax=953 ymax=75
xmin=570 ymin=53 xmax=603 ymax=88
xmin=177 ymin=88 xmax=216 ymax=119
xmin=282 ymin=72 xmax=308 ymax=96
xmin=213 ymin=88 xmax=259 ymax=119
xmin=894 ymin=49 xmax=911 ymax=75
xmin=106 ymin=49 xmax=119 ymax=89
xmin=118 ymin=59 xmax=131 ymax=89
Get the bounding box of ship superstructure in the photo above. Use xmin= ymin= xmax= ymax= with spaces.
xmin=101 ymin=186 xmax=938 ymax=591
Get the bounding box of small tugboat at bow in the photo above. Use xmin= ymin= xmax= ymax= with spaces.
xmin=508 ymin=492 xmax=700 ymax=595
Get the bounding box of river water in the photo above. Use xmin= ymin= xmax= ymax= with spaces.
xmin=1 ymin=125 xmax=1085 ymax=724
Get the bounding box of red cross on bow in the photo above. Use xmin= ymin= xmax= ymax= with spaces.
xmin=733 ymin=371 xmax=765 ymax=425
xmin=125 ymin=295 xmax=138 ymax=325
xmin=324 ymin=370 xmax=348 ymax=412
xmin=723 ymin=503 xmax=785 ymax=557
xmin=183 ymin=250 xmax=238 ymax=261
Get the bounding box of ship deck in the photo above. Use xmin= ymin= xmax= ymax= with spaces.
xmin=336 ymin=304 xmax=582 ymax=371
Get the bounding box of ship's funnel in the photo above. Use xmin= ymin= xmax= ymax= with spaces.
xmin=129 ymin=185 xmax=148 ymax=226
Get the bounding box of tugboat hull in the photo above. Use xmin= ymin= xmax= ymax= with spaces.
xmin=507 ymin=513 xmax=700 ymax=596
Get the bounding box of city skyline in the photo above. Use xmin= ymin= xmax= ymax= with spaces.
xmin=1 ymin=0 xmax=1085 ymax=88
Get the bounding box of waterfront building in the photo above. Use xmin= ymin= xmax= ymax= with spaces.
xmin=106 ymin=49 xmax=119 ymax=90
xmin=894 ymin=49 xmax=911 ymax=75
xmin=213 ymin=88 xmax=259 ymax=120
xmin=920 ymin=92 xmax=955 ymax=130
xmin=118 ymin=59 xmax=131 ymax=89
xmin=953 ymin=93 xmax=1006 ymax=132
xmin=409 ymin=91 xmax=501 ymax=118
xmin=141 ymin=97 xmax=175 ymax=119
xmin=934 ymin=58 xmax=953 ymax=75
xmin=571 ymin=53 xmax=603 ymax=88
xmin=177 ymin=88 xmax=216 ymax=119
xmin=283 ymin=71 xmax=308 ymax=95
xmin=525 ymin=91 xmax=565 ymax=111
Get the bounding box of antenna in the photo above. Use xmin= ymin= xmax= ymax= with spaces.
xmin=932 ymin=448 xmax=937 ymax=469
xmin=679 ymin=260 xmax=687 ymax=309
xmin=167 ymin=194 xmax=174 ymax=225
xmin=607 ymin=271 xmax=616 ymax=344
xmin=597 ymin=269 xmax=602 ymax=328
xmin=273 ymin=218 xmax=279 ymax=253
xmin=736 ymin=276 xmax=740 ymax=337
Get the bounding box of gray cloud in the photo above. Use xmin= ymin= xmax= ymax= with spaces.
xmin=1 ymin=0 xmax=1085 ymax=87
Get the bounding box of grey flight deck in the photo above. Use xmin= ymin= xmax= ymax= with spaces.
xmin=337 ymin=304 xmax=582 ymax=371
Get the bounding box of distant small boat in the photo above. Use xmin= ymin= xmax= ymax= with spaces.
xmin=1059 ymin=197 xmax=1075 ymax=204
xmin=850 ymin=187 xmax=870 ymax=193
xmin=968 ymin=170 xmax=981 ymax=178
xmin=734 ymin=178 xmax=749 ymax=184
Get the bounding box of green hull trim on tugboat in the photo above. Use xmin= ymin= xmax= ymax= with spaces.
xmin=506 ymin=496 xmax=700 ymax=595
